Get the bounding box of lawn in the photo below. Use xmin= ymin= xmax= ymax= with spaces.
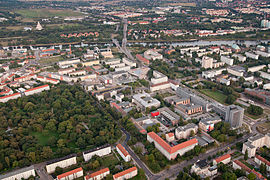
xmin=30 ymin=131 xmax=59 ymax=146
xmin=15 ymin=9 xmax=84 ymax=18
xmin=40 ymin=56 xmax=63 ymax=65
xmin=200 ymin=89 xmax=227 ymax=104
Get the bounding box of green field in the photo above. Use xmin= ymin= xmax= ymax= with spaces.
xmin=200 ymin=89 xmax=227 ymax=104
xmin=30 ymin=131 xmax=59 ymax=146
xmin=15 ymin=9 xmax=83 ymax=18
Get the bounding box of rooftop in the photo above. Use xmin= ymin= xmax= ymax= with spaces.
xmin=57 ymin=167 xmax=83 ymax=179
xmin=113 ymin=167 xmax=137 ymax=179
xmin=85 ymin=168 xmax=109 ymax=180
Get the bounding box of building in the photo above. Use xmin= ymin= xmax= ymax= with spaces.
xmin=123 ymin=57 xmax=136 ymax=67
xmin=191 ymin=160 xmax=217 ymax=178
xmin=227 ymin=66 xmax=245 ymax=77
xmin=233 ymin=160 xmax=266 ymax=180
xmin=158 ymin=107 xmax=180 ymax=126
xmin=101 ymin=49 xmax=114 ymax=59
xmin=245 ymin=52 xmax=259 ymax=60
xmin=84 ymin=168 xmax=110 ymax=180
xmin=0 ymin=165 xmax=36 ymax=180
xmin=68 ymin=70 xmax=87 ymax=76
xmin=248 ymin=65 xmax=266 ymax=72
xmin=225 ymin=105 xmax=244 ymax=128
xmin=14 ymin=74 xmax=36 ymax=82
xmin=261 ymin=19 xmax=270 ymax=28
xmin=58 ymin=67 xmax=76 ymax=75
xmin=144 ymin=49 xmax=163 ymax=60
xmin=83 ymin=145 xmax=111 ymax=161
xmin=202 ymin=68 xmax=225 ymax=79
xmin=132 ymin=93 xmax=160 ymax=110
xmin=242 ymin=133 xmax=270 ymax=158
xmin=37 ymin=76 xmax=59 ymax=84
xmin=175 ymin=123 xmax=198 ymax=139
xmin=0 ymin=92 xmax=21 ymax=103
xmin=254 ymin=155 xmax=270 ymax=172
xmin=147 ymin=132 xmax=198 ymax=160
xmin=150 ymin=71 xmax=170 ymax=92
xmin=199 ymin=116 xmax=221 ymax=132
xmin=177 ymin=104 xmax=203 ymax=115
xmin=256 ymin=51 xmax=270 ymax=58
xmin=136 ymin=54 xmax=150 ymax=65
xmin=166 ymin=133 xmax=175 ymax=142
xmin=202 ymin=56 xmax=213 ymax=69
xmin=58 ymin=59 xmax=81 ymax=68
xmin=57 ymin=167 xmax=83 ymax=180
xmin=113 ymin=167 xmax=137 ymax=180
xmin=46 ymin=154 xmax=77 ymax=174
xmin=24 ymin=84 xmax=50 ymax=96
xmin=221 ymin=56 xmax=234 ymax=66
xmin=213 ymin=154 xmax=231 ymax=165
xmin=232 ymin=54 xmax=246 ymax=62
xmin=116 ymin=144 xmax=131 ymax=162
xmin=244 ymin=88 xmax=270 ymax=105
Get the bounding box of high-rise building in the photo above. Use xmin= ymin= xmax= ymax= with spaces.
xmin=225 ymin=105 xmax=244 ymax=128
xmin=202 ymin=56 xmax=213 ymax=69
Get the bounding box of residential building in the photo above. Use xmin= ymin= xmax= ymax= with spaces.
xmin=14 ymin=74 xmax=36 ymax=82
xmin=248 ymin=65 xmax=266 ymax=72
xmin=233 ymin=160 xmax=266 ymax=180
xmin=0 ymin=92 xmax=21 ymax=103
xmin=244 ymin=88 xmax=270 ymax=105
xmin=57 ymin=167 xmax=83 ymax=180
xmin=113 ymin=167 xmax=137 ymax=180
xmin=0 ymin=165 xmax=36 ymax=180
xmin=202 ymin=56 xmax=213 ymax=69
xmin=232 ymin=54 xmax=246 ymax=62
xmin=191 ymin=160 xmax=217 ymax=178
xmin=132 ymin=93 xmax=160 ymax=110
xmin=256 ymin=51 xmax=270 ymax=58
xmin=37 ymin=76 xmax=59 ymax=84
xmin=136 ymin=54 xmax=150 ymax=65
xmin=46 ymin=154 xmax=77 ymax=174
xmin=101 ymin=49 xmax=114 ymax=59
xmin=83 ymin=145 xmax=111 ymax=162
xmin=242 ymin=133 xmax=270 ymax=158
xmin=245 ymin=52 xmax=259 ymax=60
xmin=227 ymin=66 xmax=245 ymax=77
xmin=221 ymin=56 xmax=234 ymax=66
xmin=68 ymin=70 xmax=87 ymax=76
xmin=116 ymin=144 xmax=131 ymax=162
xmin=166 ymin=133 xmax=175 ymax=142
xmin=82 ymin=60 xmax=100 ymax=67
xmin=103 ymin=58 xmax=121 ymax=65
xmin=175 ymin=123 xmax=198 ymax=139
xmin=213 ymin=154 xmax=231 ymax=165
xmin=225 ymin=105 xmax=244 ymax=128
xmin=122 ymin=57 xmax=136 ymax=67
xmin=202 ymin=68 xmax=225 ymax=79
xmin=58 ymin=59 xmax=80 ymax=68
xmin=24 ymin=84 xmax=50 ymax=96
xmin=147 ymin=132 xmax=198 ymax=160
xmin=259 ymin=71 xmax=270 ymax=80
xmin=84 ymin=168 xmax=110 ymax=180
xmin=58 ymin=67 xmax=76 ymax=75
xmin=254 ymin=155 xmax=270 ymax=172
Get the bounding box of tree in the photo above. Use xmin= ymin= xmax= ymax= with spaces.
xmin=247 ymin=173 xmax=256 ymax=180
xmin=244 ymin=150 xmax=248 ymax=160
xmin=247 ymin=104 xmax=263 ymax=116
xmin=5 ymin=157 xmax=10 ymax=168
xmin=225 ymin=95 xmax=236 ymax=104
xmin=259 ymin=163 xmax=267 ymax=175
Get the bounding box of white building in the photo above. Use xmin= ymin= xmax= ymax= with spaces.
xmin=132 ymin=93 xmax=160 ymax=110
xmin=37 ymin=76 xmax=59 ymax=84
xmin=46 ymin=154 xmax=77 ymax=174
xmin=144 ymin=49 xmax=163 ymax=60
xmin=191 ymin=160 xmax=217 ymax=178
xmin=0 ymin=92 xmax=21 ymax=103
xmin=57 ymin=167 xmax=83 ymax=180
xmin=147 ymin=132 xmax=198 ymax=160
xmin=58 ymin=67 xmax=76 ymax=75
xmin=83 ymin=145 xmax=111 ymax=162
xmin=263 ymin=83 xmax=270 ymax=90
xmin=0 ymin=165 xmax=36 ymax=180
xmin=221 ymin=56 xmax=234 ymax=66
xmin=202 ymin=68 xmax=225 ymax=79
xmin=84 ymin=168 xmax=110 ymax=180
xmin=113 ymin=167 xmax=137 ymax=180
xmin=227 ymin=66 xmax=245 ymax=77
xmin=175 ymin=123 xmax=198 ymax=139
xmin=248 ymin=65 xmax=266 ymax=72
xmin=68 ymin=70 xmax=87 ymax=76
xmin=122 ymin=57 xmax=136 ymax=67
xmin=242 ymin=133 xmax=270 ymax=158
xmin=166 ymin=133 xmax=175 ymax=142
xmin=150 ymin=71 xmax=170 ymax=92
xmin=202 ymin=56 xmax=213 ymax=69
xmin=260 ymin=71 xmax=270 ymax=80
xmin=245 ymin=52 xmax=259 ymax=60
xmin=256 ymin=51 xmax=270 ymax=57
xmin=213 ymin=154 xmax=231 ymax=165
xmin=24 ymin=84 xmax=50 ymax=96
xmin=58 ymin=59 xmax=81 ymax=68
xmin=115 ymin=65 xmax=131 ymax=72
xmin=116 ymin=144 xmax=131 ymax=162
xmin=254 ymin=155 xmax=270 ymax=172
xmin=232 ymin=54 xmax=246 ymax=62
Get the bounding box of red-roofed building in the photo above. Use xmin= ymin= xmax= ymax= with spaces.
xmin=24 ymin=84 xmax=50 ymax=96
xmin=136 ymin=54 xmax=149 ymax=65
xmin=233 ymin=160 xmax=266 ymax=180
xmin=116 ymin=144 xmax=131 ymax=162
xmin=255 ymin=155 xmax=270 ymax=172
xmin=84 ymin=168 xmax=110 ymax=180
xmin=0 ymin=92 xmax=21 ymax=103
xmin=14 ymin=74 xmax=36 ymax=82
xmin=213 ymin=154 xmax=231 ymax=165
xmin=37 ymin=76 xmax=59 ymax=85
xmin=57 ymin=167 xmax=83 ymax=180
xmin=147 ymin=132 xmax=198 ymax=160
xmin=113 ymin=167 xmax=137 ymax=180
xmin=166 ymin=133 xmax=175 ymax=142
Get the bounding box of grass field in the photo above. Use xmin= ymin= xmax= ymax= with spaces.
xmin=200 ymin=89 xmax=227 ymax=104
xmin=40 ymin=56 xmax=63 ymax=65
xmin=31 ymin=131 xmax=59 ymax=146
xmin=15 ymin=9 xmax=83 ymax=18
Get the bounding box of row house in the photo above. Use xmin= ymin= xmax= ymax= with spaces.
xmin=57 ymin=167 xmax=83 ymax=180
xmin=113 ymin=167 xmax=137 ymax=180
xmin=84 ymin=168 xmax=110 ymax=180
xmin=116 ymin=144 xmax=131 ymax=162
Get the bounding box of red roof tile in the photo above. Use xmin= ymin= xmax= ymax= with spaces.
xmin=57 ymin=167 xmax=83 ymax=179
xmin=147 ymin=132 xmax=198 ymax=154
xmin=116 ymin=144 xmax=129 ymax=157
xmin=214 ymin=154 xmax=231 ymax=163
xmin=0 ymin=92 xmax=21 ymax=99
xmin=255 ymin=155 xmax=270 ymax=166
xmin=113 ymin=167 xmax=137 ymax=179
xmin=25 ymin=84 xmax=49 ymax=92
xmin=85 ymin=168 xmax=109 ymax=180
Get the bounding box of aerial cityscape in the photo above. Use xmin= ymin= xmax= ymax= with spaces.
xmin=0 ymin=0 xmax=270 ymax=180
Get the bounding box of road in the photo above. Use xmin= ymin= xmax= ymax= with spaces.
xmin=34 ymin=162 xmax=53 ymax=180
